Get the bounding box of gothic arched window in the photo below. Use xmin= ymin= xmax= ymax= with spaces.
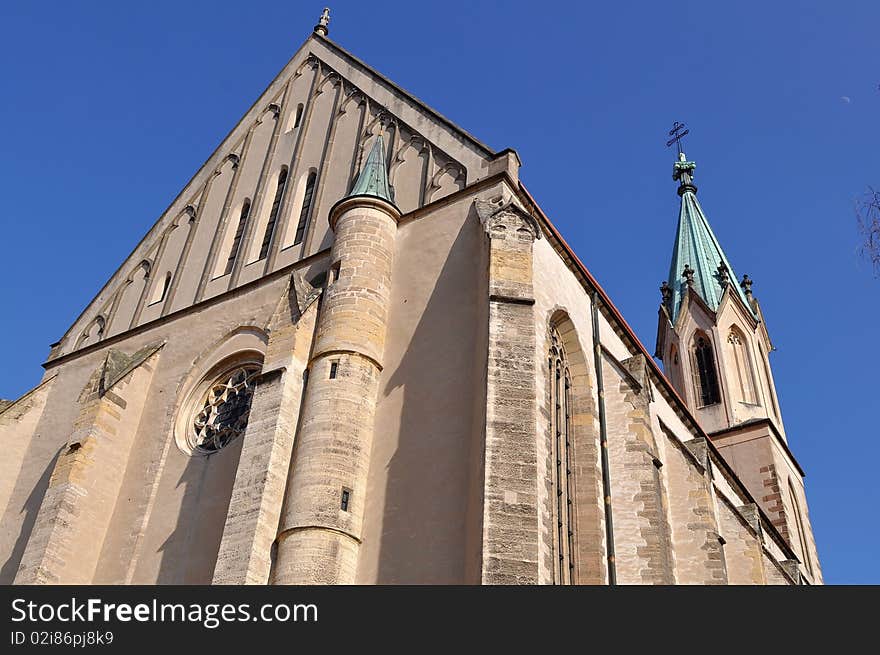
xmin=549 ymin=327 xmax=575 ymax=584
xmin=293 ymin=171 xmax=317 ymax=246
xmin=259 ymin=167 xmax=288 ymax=260
xmin=692 ymin=333 xmax=721 ymax=407
xmin=190 ymin=364 xmax=260 ymax=454
xmin=286 ymin=103 xmax=304 ymax=133
xmin=223 ymin=199 xmax=251 ymax=276
xmin=728 ymin=327 xmax=758 ymax=405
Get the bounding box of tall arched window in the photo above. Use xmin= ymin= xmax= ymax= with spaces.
xmin=223 ymin=199 xmax=251 ymax=276
xmin=286 ymin=103 xmax=304 ymax=133
xmin=258 ymin=167 xmax=288 ymax=260
xmin=692 ymin=332 xmax=721 ymax=407
xmin=728 ymin=327 xmax=758 ymax=405
xmin=788 ymin=480 xmax=814 ymax=577
xmin=549 ymin=326 xmax=575 ymax=584
xmin=292 ymin=171 xmax=316 ymax=246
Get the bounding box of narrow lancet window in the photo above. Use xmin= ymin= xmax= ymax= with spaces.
xmin=693 ymin=333 xmax=721 ymax=407
xmin=150 ymin=272 xmax=172 ymax=304
xmin=224 ymin=199 xmax=251 ymax=276
xmin=293 ymin=171 xmax=316 ymax=246
xmin=259 ymin=167 xmax=288 ymax=260
xmin=549 ymin=327 xmax=575 ymax=584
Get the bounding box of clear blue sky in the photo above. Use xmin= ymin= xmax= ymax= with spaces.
xmin=1 ymin=2 xmax=877 ymax=583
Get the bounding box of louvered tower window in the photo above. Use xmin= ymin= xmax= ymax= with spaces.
xmin=549 ymin=327 xmax=575 ymax=584
xmin=693 ymin=334 xmax=721 ymax=407
xmin=259 ymin=167 xmax=288 ymax=260
xmin=224 ymin=199 xmax=251 ymax=276
xmin=293 ymin=171 xmax=317 ymax=246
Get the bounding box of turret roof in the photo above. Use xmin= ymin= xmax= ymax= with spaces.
xmin=664 ymin=152 xmax=755 ymax=322
xmin=347 ymin=134 xmax=394 ymax=203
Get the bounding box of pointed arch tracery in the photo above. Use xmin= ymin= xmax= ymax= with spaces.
xmin=548 ymin=324 xmax=576 ymax=584
xmin=543 ymin=310 xmax=605 ymax=585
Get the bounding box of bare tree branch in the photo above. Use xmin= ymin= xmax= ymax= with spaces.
xmin=857 ymin=186 xmax=880 ymax=277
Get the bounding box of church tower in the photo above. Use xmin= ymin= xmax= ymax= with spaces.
xmin=655 ymin=149 xmax=822 ymax=583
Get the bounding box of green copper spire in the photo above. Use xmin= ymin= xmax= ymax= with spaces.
xmin=664 ymin=152 xmax=755 ymax=322
xmin=347 ymin=135 xmax=394 ymax=203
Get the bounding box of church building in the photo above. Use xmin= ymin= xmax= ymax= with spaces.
xmin=0 ymin=10 xmax=821 ymax=584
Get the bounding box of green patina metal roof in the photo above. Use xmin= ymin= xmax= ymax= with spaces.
xmin=665 ymin=152 xmax=755 ymax=322
xmin=347 ymin=134 xmax=394 ymax=202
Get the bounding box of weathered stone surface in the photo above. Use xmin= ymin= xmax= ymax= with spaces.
xmin=481 ymin=200 xmax=540 ymax=585
xmin=14 ymin=348 xmax=162 ymax=584
xmin=274 ymin=196 xmax=399 ymax=585
xmin=212 ymin=281 xmax=318 ymax=585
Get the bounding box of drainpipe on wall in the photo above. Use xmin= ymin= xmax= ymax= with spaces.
xmin=591 ymin=290 xmax=617 ymax=585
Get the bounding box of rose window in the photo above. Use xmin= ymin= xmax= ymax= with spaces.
xmin=191 ymin=365 xmax=260 ymax=453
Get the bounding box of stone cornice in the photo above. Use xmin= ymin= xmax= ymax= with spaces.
xmin=328 ymin=194 xmax=401 ymax=231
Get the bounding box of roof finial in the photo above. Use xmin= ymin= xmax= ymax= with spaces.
xmin=740 ymin=274 xmax=753 ymax=298
xmin=668 ymin=121 xmax=697 ymax=196
xmin=682 ymin=264 xmax=695 ymax=287
xmin=660 ymin=280 xmax=672 ymax=307
xmin=716 ymin=261 xmax=730 ymax=289
xmin=314 ymin=7 xmax=331 ymax=36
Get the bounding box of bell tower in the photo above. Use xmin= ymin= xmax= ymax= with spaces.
xmin=655 ymin=145 xmax=822 ymax=583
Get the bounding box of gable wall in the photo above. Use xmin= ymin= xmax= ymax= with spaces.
xmin=53 ymin=36 xmax=494 ymax=363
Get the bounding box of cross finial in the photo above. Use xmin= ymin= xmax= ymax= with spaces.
xmin=666 ymin=121 xmax=689 ymax=156
xmin=314 ymin=7 xmax=331 ymax=36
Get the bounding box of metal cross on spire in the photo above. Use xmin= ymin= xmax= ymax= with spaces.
xmin=666 ymin=121 xmax=689 ymax=156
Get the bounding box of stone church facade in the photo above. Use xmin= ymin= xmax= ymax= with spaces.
xmin=0 ymin=12 xmax=821 ymax=585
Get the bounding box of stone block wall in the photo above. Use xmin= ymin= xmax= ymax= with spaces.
xmin=14 ymin=347 xmax=161 ymax=584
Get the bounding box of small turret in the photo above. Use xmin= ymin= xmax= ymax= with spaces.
xmin=273 ymin=134 xmax=400 ymax=584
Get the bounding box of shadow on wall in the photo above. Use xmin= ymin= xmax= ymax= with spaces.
xmin=155 ymin=439 xmax=244 ymax=584
xmin=0 ymin=447 xmax=63 ymax=583
xmin=376 ymin=206 xmax=487 ymax=583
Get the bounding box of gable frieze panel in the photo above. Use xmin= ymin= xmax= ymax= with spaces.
xmin=55 ymin=43 xmax=491 ymax=360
